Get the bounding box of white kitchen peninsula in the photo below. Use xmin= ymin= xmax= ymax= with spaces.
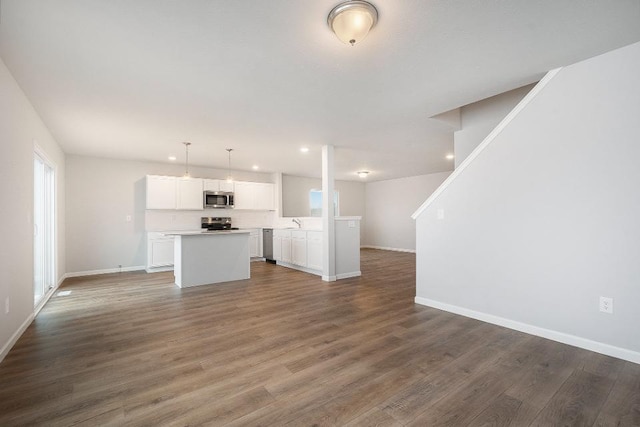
xmin=166 ymin=230 xmax=250 ymax=288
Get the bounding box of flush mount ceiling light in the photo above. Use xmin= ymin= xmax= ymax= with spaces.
xmin=300 ymin=147 xmax=310 ymax=153
xmin=182 ymin=142 xmax=191 ymax=177
xmin=168 ymin=155 xmax=177 ymax=161
xmin=357 ymin=171 xmax=369 ymax=178
xmin=328 ymin=0 xmax=378 ymax=46
xmin=446 ymin=153 xmax=455 ymax=160
xmin=226 ymin=148 xmax=234 ymax=183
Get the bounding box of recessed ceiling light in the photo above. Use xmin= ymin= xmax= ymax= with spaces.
xmin=357 ymin=171 xmax=369 ymax=178
xmin=168 ymin=155 xmax=177 ymax=161
xmin=300 ymin=147 xmax=310 ymax=153
xmin=446 ymin=154 xmax=455 ymax=160
xmin=252 ymin=165 xmax=259 ymax=170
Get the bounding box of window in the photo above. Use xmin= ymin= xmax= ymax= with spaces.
xmin=309 ymin=190 xmax=339 ymax=217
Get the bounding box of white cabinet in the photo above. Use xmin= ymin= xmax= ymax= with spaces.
xmin=234 ymin=181 xmax=275 ymax=210
xmin=233 ymin=181 xmax=255 ymax=210
xmin=273 ymin=229 xmax=291 ymax=262
xmin=147 ymin=175 xmax=203 ymax=210
xmin=146 ymin=175 xmax=177 ymax=209
xmin=273 ymin=234 xmax=282 ymax=261
xmin=291 ymin=230 xmax=307 ymax=267
xmin=219 ymin=180 xmax=234 ymax=192
xmin=146 ymin=232 xmax=175 ymax=271
xmin=203 ymin=179 xmax=234 ymax=193
xmin=248 ymin=229 xmax=262 ymax=258
xmin=306 ymin=231 xmax=323 ymax=271
xmin=176 ymin=178 xmax=203 ymax=210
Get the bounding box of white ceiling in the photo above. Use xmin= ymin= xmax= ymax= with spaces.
xmin=1 ymin=1 xmax=639 ymax=181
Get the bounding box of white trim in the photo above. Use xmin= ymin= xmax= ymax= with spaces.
xmin=66 ymin=265 xmax=145 ymax=278
xmin=336 ymin=271 xmax=361 ymax=279
xmin=145 ymin=266 xmax=174 ymax=273
xmin=322 ymin=275 xmax=337 ymax=282
xmin=411 ymin=68 xmax=562 ymax=220
xmin=361 ymin=245 xmax=416 ymax=253
xmin=0 ymin=314 xmax=34 ymax=363
xmin=34 ymin=273 xmax=65 ymax=316
xmin=414 ymin=296 xmax=640 ymax=364
xmin=276 ymin=261 xmax=322 ymax=277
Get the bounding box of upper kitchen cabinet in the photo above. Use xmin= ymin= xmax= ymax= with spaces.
xmin=146 ymin=175 xmax=203 ymax=210
xmin=146 ymin=175 xmax=177 ymax=209
xmin=176 ymin=177 xmax=203 ymax=210
xmin=203 ymin=179 xmax=234 ymax=193
xmin=234 ymin=181 xmax=275 ymax=211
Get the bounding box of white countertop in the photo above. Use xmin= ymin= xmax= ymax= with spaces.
xmin=164 ymin=230 xmax=251 ymax=236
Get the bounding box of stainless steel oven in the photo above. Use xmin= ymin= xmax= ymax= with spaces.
xmin=203 ymin=191 xmax=234 ymax=209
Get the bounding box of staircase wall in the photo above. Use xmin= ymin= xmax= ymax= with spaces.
xmin=414 ymin=42 xmax=640 ymax=362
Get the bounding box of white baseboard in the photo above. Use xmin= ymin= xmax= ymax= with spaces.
xmin=414 ymin=296 xmax=640 ymax=364
xmin=66 ymin=265 xmax=145 ymax=278
xmin=361 ymin=245 xmax=416 ymax=254
xmin=276 ymin=261 xmax=322 ymax=277
xmin=322 ymin=275 xmax=337 ymax=282
xmin=0 ymin=313 xmax=34 ymax=364
xmin=336 ymin=271 xmax=362 ymax=280
xmin=145 ymin=265 xmax=174 ymax=273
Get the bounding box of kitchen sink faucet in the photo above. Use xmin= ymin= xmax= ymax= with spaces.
xmin=292 ymin=218 xmax=302 ymax=228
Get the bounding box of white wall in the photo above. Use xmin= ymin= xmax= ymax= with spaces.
xmin=454 ymin=84 xmax=535 ymax=168
xmin=0 ymin=57 xmax=66 ymax=359
xmin=415 ymin=42 xmax=640 ymax=361
xmin=65 ymin=155 xmax=274 ymax=274
xmin=364 ymin=172 xmax=450 ymax=251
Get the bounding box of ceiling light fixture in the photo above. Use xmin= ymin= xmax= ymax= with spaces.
xmin=182 ymin=142 xmax=191 ymax=177
xmin=252 ymin=165 xmax=259 ymax=170
xmin=328 ymin=0 xmax=378 ymax=46
xmin=357 ymin=171 xmax=369 ymax=178
xmin=168 ymin=155 xmax=177 ymax=161
xmin=300 ymin=147 xmax=310 ymax=153
xmin=226 ymin=148 xmax=234 ymax=183
xmin=446 ymin=154 xmax=455 ymax=160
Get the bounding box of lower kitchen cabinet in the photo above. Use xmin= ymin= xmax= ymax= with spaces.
xmin=146 ymin=232 xmax=175 ymax=271
xmin=248 ymin=229 xmax=262 ymax=258
xmin=291 ymin=230 xmax=307 ymax=267
xmin=306 ymin=231 xmax=323 ymax=270
xmin=273 ymin=229 xmax=291 ymax=263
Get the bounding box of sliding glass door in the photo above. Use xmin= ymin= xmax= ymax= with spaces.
xmin=34 ymin=151 xmax=55 ymax=307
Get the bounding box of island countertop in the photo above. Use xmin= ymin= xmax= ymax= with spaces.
xmin=163 ymin=230 xmax=251 ymax=236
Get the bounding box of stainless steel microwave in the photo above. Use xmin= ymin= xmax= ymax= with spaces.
xmin=203 ymin=191 xmax=234 ymax=209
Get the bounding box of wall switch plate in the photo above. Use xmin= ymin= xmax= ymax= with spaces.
xmin=5 ymin=297 xmax=9 ymax=314
xmin=599 ymin=296 xmax=613 ymax=314
xmin=125 ymin=215 xmax=132 ymax=222
xmin=437 ymin=208 xmax=445 ymax=220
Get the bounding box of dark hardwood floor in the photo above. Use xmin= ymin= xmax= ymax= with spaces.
xmin=1 ymin=249 xmax=638 ymax=426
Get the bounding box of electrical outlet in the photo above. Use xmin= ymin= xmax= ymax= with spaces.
xmin=5 ymin=297 xmax=9 ymax=314
xmin=125 ymin=215 xmax=132 ymax=222
xmin=599 ymin=296 xmax=613 ymax=314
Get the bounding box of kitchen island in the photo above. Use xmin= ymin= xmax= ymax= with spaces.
xmin=166 ymin=230 xmax=251 ymax=288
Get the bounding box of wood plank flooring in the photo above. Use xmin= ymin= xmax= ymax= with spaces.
xmin=1 ymin=249 xmax=639 ymax=426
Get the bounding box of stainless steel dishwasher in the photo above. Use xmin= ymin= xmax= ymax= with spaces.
xmin=262 ymin=228 xmax=276 ymax=264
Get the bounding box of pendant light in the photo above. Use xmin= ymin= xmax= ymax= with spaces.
xmin=226 ymin=148 xmax=234 ymax=183
xmin=182 ymin=142 xmax=191 ymax=177
xmin=328 ymin=1 xmax=378 ymax=46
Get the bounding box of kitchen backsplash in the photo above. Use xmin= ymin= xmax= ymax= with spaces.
xmin=145 ymin=210 xmax=276 ymax=231
xmin=146 ymin=211 xmax=324 ymax=231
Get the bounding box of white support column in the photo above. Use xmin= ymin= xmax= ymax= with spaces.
xmin=273 ymin=172 xmax=283 ymax=218
xmin=322 ymin=145 xmax=336 ymax=281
